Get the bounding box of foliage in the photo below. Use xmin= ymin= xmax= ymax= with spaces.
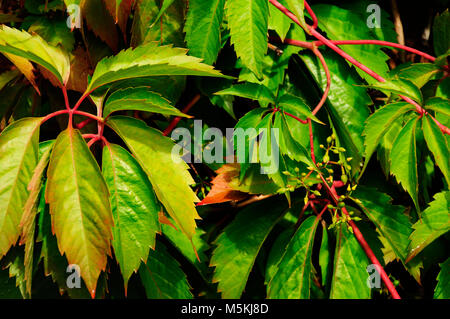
xmin=0 ymin=0 xmax=448 ymax=299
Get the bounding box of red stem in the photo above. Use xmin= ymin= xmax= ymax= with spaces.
xmin=320 ymin=172 xmax=401 ymax=298
xmin=429 ymin=114 xmax=450 ymax=135
xmin=271 ymin=0 xmax=402 ymax=298
xmin=72 ymin=91 xmax=92 ymax=112
xmin=72 ymin=110 xmax=103 ymax=122
xmin=62 ymin=86 xmax=71 ymax=111
xmin=163 ymin=94 xmax=201 ymax=136
xmin=308 ymin=119 xmax=316 ymax=164
xmin=40 ymin=109 xmax=70 ymax=125
xmin=269 ymin=0 xmax=449 ymax=133
xmin=311 ymin=46 xmax=331 ymax=115
xmin=280 ymin=38 xmax=436 ymax=62
xmin=76 ymin=118 xmax=94 ymax=129
xmin=283 ymin=110 xmax=308 ymax=124
xmin=304 ymin=1 xmax=318 ymax=30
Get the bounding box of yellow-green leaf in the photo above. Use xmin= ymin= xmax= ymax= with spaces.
xmin=46 ymin=128 xmax=113 ymax=297
xmin=0 ymin=117 xmax=41 ymax=258
xmin=106 ymin=116 xmax=200 ymax=239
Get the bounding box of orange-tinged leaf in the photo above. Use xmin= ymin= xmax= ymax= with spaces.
xmin=0 ymin=117 xmax=41 ymax=258
xmin=3 ymin=53 xmax=39 ymax=94
xmin=46 ymin=127 xmax=113 ymax=297
xmin=198 ymin=164 xmax=247 ymax=206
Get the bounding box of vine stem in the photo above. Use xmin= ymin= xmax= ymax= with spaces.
xmin=76 ymin=118 xmax=94 ymax=129
xmin=278 ymin=38 xmax=436 ymax=62
xmin=270 ymin=0 xmax=402 ymax=299
xmin=311 ymin=46 xmax=331 ymax=115
xmin=40 ymin=109 xmax=103 ymax=126
xmin=304 ymin=1 xmax=318 ymax=29
xmin=72 ymin=110 xmax=104 ymax=123
xmin=163 ymin=94 xmax=201 ymax=136
xmin=62 ymin=86 xmax=71 ymax=111
xmin=269 ymin=0 xmax=449 ymax=134
xmin=40 ymin=109 xmax=70 ymax=125
xmin=316 ymin=171 xmax=401 ymax=298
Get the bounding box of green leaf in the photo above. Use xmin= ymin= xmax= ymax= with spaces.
xmin=46 ymin=127 xmax=113 ymax=297
xmin=161 ymin=222 xmax=209 ymax=278
xmin=268 ymin=0 xmax=292 ymax=41
xmin=329 ymin=224 xmax=371 ymax=299
xmin=0 ymin=25 xmax=70 ymax=85
xmin=363 ymin=102 xmax=415 ymax=173
xmin=106 ymin=116 xmax=200 ymax=239
xmin=363 ymin=78 xmax=423 ymax=104
xmin=86 ymin=42 xmax=232 ymax=93
xmin=211 ymin=199 xmax=287 ymax=298
xmin=433 ymin=9 xmax=450 ymax=56
xmin=139 ymin=241 xmax=192 ymax=299
xmin=434 ymin=257 xmax=450 ymax=299
xmin=1 ymin=248 xmax=29 ymax=298
xmin=265 ymin=228 xmax=294 ymax=285
xmin=389 ymin=63 xmax=441 ymax=88
xmin=426 ymin=97 xmax=450 ymax=117
xmin=38 ymin=187 xmax=91 ymax=299
xmin=184 ymin=0 xmax=226 ymax=65
xmin=389 ymin=117 xmax=420 ymax=211
xmin=102 ymin=143 xmax=160 ymax=288
xmin=27 ymin=17 xmax=75 ymax=51
xmin=0 ymin=266 xmax=22 ymax=298
xmin=284 ymin=0 xmax=307 ymax=30
xmin=407 ymin=191 xmax=450 ymax=262
xmin=352 ymin=187 xmax=412 ymax=263
xmin=277 ymin=93 xmax=323 ymax=124
xmin=19 ymin=140 xmax=54 ymax=295
xmin=215 ymin=82 xmax=276 ymax=104
xmin=226 ymin=0 xmax=269 ymax=79
xmin=267 ymin=216 xmax=319 ymax=299
xmin=103 ymin=86 xmax=188 ymax=118
xmin=131 ymin=0 xmax=186 ymax=47
xmin=151 ymin=0 xmax=176 ymax=26
xmin=377 ymin=117 xmax=403 ymax=176
xmin=0 ymin=117 xmax=41 ymax=258
xmin=423 ymin=116 xmax=450 ymax=185
xmin=273 ymin=112 xmax=314 ymax=166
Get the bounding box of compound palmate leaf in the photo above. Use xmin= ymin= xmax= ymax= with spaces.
xmin=407 ymin=191 xmax=450 ymax=262
xmin=330 ymin=223 xmax=371 ymax=299
xmin=0 ymin=118 xmax=41 ymax=258
xmin=184 ymin=0 xmax=226 ymax=65
xmin=268 ymin=216 xmax=319 ymax=299
xmin=106 ymin=116 xmax=200 ymax=239
xmin=226 ymin=0 xmax=268 ymax=79
xmin=103 ymin=86 xmax=189 ymax=118
xmin=102 ymin=143 xmax=160 ymax=289
xmin=46 ymin=127 xmax=113 ymax=297
xmin=0 ymin=25 xmax=70 ymax=85
xmin=210 ymin=199 xmax=287 ymax=298
xmin=86 ymin=42 xmax=232 ymax=94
